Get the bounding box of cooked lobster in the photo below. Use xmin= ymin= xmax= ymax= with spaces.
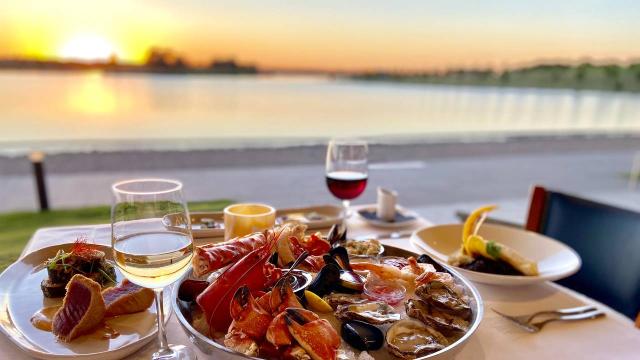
xmin=192 ymin=232 xmax=269 ymax=277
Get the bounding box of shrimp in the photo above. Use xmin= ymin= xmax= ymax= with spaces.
xmin=352 ymin=259 xmax=436 ymax=288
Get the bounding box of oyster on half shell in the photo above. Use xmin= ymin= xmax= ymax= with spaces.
xmin=323 ymin=293 xmax=369 ymax=310
xmin=386 ymin=318 xmax=448 ymax=359
xmin=415 ymin=280 xmax=471 ymax=318
xmin=335 ymin=301 xmax=401 ymax=325
xmin=405 ymin=298 xmax=469 ymax=335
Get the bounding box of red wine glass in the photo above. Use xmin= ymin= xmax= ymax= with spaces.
xmin=325 ymin=139 xmax=368 ymax=216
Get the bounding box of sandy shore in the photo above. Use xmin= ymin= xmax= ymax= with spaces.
xmin=1 ymin=135 xmax=640 ymax=175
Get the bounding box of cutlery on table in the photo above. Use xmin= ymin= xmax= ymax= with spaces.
xmin=493 ymin=306 xmax=605 ymax=333
xmin=354 ymin=230 xmax=414 ymax=241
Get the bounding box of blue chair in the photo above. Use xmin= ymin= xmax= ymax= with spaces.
xmin=526 ymin=186 xmax=640 ymax=322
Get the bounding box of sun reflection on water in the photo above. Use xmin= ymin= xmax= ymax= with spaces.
xmin=66 ymin=72 xmax=118 ymax=115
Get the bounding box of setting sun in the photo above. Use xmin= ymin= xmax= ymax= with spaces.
xmin=58 ymin=34 xmax=116 ymax=62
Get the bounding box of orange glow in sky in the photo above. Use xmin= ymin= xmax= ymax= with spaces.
xmin=1 ymin=0 xmax=639 ymax=71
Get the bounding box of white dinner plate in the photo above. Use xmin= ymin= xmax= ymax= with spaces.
xmin=411 ymin=223 xmax=581 ymax=286
xmin=0 ymin=244 xmax=171 ymax=360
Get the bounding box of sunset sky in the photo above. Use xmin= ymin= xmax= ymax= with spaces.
xmin=1 ymin=0 xmax=639 ymax=71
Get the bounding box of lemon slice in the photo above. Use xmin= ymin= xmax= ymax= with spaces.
xmin=304 ymin=290 xmax=333 ymax=313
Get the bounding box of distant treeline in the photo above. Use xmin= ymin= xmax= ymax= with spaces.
xmin=0 ymin=47 xmax=257 ymax=75
xmin=353 ymin=63 xmax=640 ymax=92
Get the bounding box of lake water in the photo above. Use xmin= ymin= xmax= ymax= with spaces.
xmin=1 ymin=70 xmax=639 ymax=155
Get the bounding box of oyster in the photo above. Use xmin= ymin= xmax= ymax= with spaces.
xmin=386 ymin=318 xmax=448 ymax=359
xmin=405 ymin=299 xmax=469 ymax=334
xmin=323 ymin=293 xmax=369 ymax=310
xmin=415 ymin=281 xmax=471 ymax=319
xmin=335 ymin=301 xmax=401 ymax=325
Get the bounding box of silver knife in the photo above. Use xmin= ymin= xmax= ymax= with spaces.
xmin=354 ymin=230 xmax=414 ymax=241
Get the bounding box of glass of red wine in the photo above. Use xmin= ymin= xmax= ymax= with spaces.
xmin=325 ymin=138 xmax=368 ymax=217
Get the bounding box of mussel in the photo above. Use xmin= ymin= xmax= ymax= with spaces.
xmin=341 ymin=320 xmax=384 ymax=351
xmin=307 ymin=246 xmax=365 ymax=297
xmin=327 ymin=246 xmax=365 ymax=292
xmin=405 ymin=298 xmax=470 ymax=335
xmin=386 ymin=318 xmax=448 ymax=359
xmin=328 ymin=247 xmax=353 ymax=270
xmin=327 ymin=223 xmax=347 ymax=246
xmin=335 ymin=301 xmax=401 ymax=325
xmin=306 ymin=263 xmax=341 ymax=297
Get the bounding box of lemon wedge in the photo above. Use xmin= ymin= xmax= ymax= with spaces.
xmin=304 ymin=290 xmax=333 ymax=313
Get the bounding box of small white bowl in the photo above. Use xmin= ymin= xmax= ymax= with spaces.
xmin=411 ymin=223 xmax=581 ymax=286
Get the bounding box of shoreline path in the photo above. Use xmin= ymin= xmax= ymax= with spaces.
xmin=2 ymin=136 xmax=640 ymax=222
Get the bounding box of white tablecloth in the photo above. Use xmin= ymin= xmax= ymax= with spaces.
xmin=2 ymin=213 xmax=638 ymax=359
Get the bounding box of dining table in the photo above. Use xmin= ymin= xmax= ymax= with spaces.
xmin=1 ymin=205 xmax=638 ymax=359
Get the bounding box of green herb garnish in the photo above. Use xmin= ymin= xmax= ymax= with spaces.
xmin=98 ymin=267 xmax=117 ymax=284
xmin=47 ymin=249 xmax=72 ymax=270
xmin=486 ymin=241 xmax=502 ymax=259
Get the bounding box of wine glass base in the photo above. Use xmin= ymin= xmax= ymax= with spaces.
xmin=152 ymin=344 xmax=197 ymax=360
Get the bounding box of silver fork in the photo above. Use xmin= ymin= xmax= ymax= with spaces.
xmin=493 ymin=306 xmax=605 ymax=333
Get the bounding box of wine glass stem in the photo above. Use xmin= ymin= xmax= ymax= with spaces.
xmin=342 ymin=199 xmax=350 ymax=217
xmin=154 ymin=289 xmax=169 ymax=351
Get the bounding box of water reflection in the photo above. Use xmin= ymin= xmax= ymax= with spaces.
xmin=0 ymin=72 xmax=638 ymax=154
xmin=66 ymin=72 xmax=118 ymax=114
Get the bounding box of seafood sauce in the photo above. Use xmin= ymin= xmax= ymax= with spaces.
xmin=93 ymin=323 xmax=121 ymax=340
xmin=31 ymin=306 xmax=120 ymax=339
xmin=30 ymin=306 xmax=61 ymax=332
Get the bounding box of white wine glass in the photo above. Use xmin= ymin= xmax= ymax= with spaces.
xmin=111 ymin=179 xmax=196 ymax=360
xmin=325 ymin=138 xmax=369 ymax=217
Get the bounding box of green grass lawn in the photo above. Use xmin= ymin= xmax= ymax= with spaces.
xmin=0 ymin=199 xmax=232 ymax=273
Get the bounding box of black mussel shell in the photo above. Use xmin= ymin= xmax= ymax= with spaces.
xmin=417 ymin=253 xmax=447 ymax=272
xmin=306 ymin=263 xmax=341 ymax=297
xmin=323 ymin=254 xmax=341 ymax=268
xmin=177 ymin=279 xmax=210 ymax=302
xmin=327 ymin=223 xmax=347 ymax=245
xmin=321 ymin=247 xmax=365 ymax=293
xmin=329 ymin=246 xmax=353 ymax=271
xmin=341 ymin=320 xmax=384 ymax=351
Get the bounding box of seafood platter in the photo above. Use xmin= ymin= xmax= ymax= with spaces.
xmin=173 ymin=223 xmax=483 ymax=360
xmin=0 ymin=238 xmax=169 ymax=359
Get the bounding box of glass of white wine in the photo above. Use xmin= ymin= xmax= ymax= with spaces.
xmin=111 ymin=179 xmax=196 ymax=360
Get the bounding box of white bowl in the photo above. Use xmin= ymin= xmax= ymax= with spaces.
xmin=411 ymin=223 xmax=581 ymax=286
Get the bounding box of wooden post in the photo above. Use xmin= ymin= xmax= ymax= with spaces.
xmin=29 ymin=151 xmax=49 ymax=211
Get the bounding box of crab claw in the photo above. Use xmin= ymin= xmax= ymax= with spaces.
xmin=265 ymin=312 xmax=294 ymax=347
xmin=229 ymin=285 xmax=273 ymax=339
xmin=285 ymin=308 xmax=340 ymax=360
xmin=270 ymin=276 xmax=303 ymax=313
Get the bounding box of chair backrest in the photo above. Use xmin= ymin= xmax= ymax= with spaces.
xmin=526 ymin=186 xmax=640 ymax=320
